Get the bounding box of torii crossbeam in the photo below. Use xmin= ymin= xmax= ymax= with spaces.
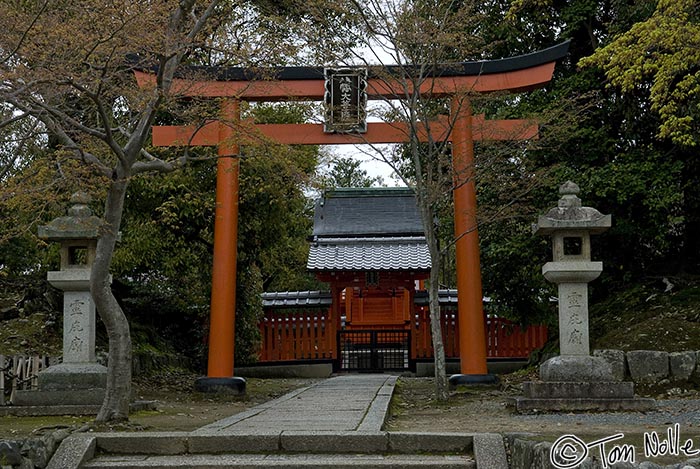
xmin=135 ymin=42 xmax=569 ymax=391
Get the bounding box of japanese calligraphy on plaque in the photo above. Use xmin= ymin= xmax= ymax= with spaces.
xmin=324 ymin=68 xmax=367 ymax=133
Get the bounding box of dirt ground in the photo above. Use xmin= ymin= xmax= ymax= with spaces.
xmin=0 ymin=372 xmax=321 ymax=438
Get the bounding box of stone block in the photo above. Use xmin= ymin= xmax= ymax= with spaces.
xmin=94 ymin=432 xmax=188 ymax=455
xmin=188 ymin=434 xmax=280 ymax=453
xmin=512 ymin=396 xmax=656 ymax=413
xmin=607 ymin=462 xmax=635 ymax=468
xmin=670 ymin=351 xmax=697 ymax=382
xmin=637 ymin=462 xmax=663 ymax=469
xmin=531 ymin=441 xmax=555 ymax=469
xmin=38 ymin=363 xmax=107 ymax=390
xmin=280 ymin=431 xmax=388 ymax=453
xmin=0 ymin=441 xmax=23 ymax=466
xmin=46 ymin=436 xmax=96 ymax=469
xmin=388 ymin=432 xmax=473 ymax=453
xmin=540 ymin=355 xmax=614 ymax=382
xmin=522 ymin=381 xmax=635 ymax=399
xmin=509 ymin=438 xmax=535 ymax=469
xmin=627 ymin=350 xmax=669 ymax=384
xmin=12 ymin=389 xmax=105 ymax=406
xmin=593 ymin=349 xmax=627 ymax=381
xmin=236 ymin=363 xmax=333 ymax=379
xmin=21 ymin=438 xmax=52 ymax=469
xmin=415 ymin=361 xmax=461 ymax=377
xmin=473 ymin=434 xmax=508 ymax=469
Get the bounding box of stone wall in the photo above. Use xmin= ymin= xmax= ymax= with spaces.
xmin=506 ymin=434 xmax=700 ymax=469
xmin=593 ymin=349 xmax=700 ymax=386
xmin=0 ymin=428 xmax=76 ymax=469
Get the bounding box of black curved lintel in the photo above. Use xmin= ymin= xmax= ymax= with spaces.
xmin=134 ymin=41 xmax=570 ymax=82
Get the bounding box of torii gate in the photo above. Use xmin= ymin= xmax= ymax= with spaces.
xmin=135 ymin=42 xmax=569 ymax=391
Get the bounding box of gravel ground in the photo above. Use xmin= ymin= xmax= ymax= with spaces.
xmin=517 ymin=399 xmax=700 ymax=428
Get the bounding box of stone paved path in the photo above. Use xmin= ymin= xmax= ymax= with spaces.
xmin=193 ymin=374 xmax=397 ymax=434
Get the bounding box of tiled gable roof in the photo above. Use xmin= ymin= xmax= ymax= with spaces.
xmin=312 ymin=188 xmax=424 ymax=238
xmin=261 ymin=289 xmax=459 ymax=307
xmin=261 ymin=290 xmax=332 ymax=308
xmin=308 ymin=188 xmax=430 ymax=271
xmin=307 ymin=237 xmax=430 ymax=271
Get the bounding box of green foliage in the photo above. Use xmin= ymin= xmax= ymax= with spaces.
xmin=480 ymin=221 xmax=555 ymax=325
xmin=112 ymin=161 xmax=214 ymax=363
xmin=238 ymin=142 xmax=320 ymax=292
xmin=473 ymin=0 xmax=700 ymax=325
xmin=579 ymin=0 xmax=700 ymax=147
xmin=317 ymin=156 xmax=384 ymax=190
xmin=234 ymin=264 xmax=263 ymax=366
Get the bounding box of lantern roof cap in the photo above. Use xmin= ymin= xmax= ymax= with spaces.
xmin=38 ymin=192 xmax=102 ymax=241
xmin=535 ymin=181 xmax=611 ymax=235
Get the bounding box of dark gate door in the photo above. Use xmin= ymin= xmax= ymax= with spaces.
xmin=338 ymin=330 xmax=410 ymax=371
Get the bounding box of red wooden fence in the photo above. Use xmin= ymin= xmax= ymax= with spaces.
xmin=411 ymin=308 xmax=460 ymax=359
xmin=410 ymin=307 xmax=548 ymax=359
xmin=485 ymin=315 xmax=549 ymax=358
xmin=258 ymin=306 xmax=547 ymax=363
xmin=258 ymin=309 xmax=336 ymax=361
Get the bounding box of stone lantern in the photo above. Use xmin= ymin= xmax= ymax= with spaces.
xmin=15 ymin=192 xmax=108 ymax=407
xmin=513 ymin=181 xmax=654 ymax=413
xmin=534 ymin=180 xmax=610 ymax=359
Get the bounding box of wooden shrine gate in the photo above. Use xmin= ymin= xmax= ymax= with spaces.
xmin=137 ymin=42 xmax=569 ymax=385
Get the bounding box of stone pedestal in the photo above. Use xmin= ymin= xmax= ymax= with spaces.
xmin=15 ymin=270 xmax=107 ymax=406
xmin=513 ymin=355 xmax=655 ymax=413
xmin=13 ymin=365 xmax=107 ymax=406
xmin=51 ymin=271 xmax=98 ymax=362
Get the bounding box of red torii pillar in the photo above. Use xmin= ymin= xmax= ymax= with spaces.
xmin=450 ymin=96 xmax=493 ymax=384
xmin=136 ymin=42 xmax=568 ymax=389
xmin=193 ymin=99 xmax=246 ymax=393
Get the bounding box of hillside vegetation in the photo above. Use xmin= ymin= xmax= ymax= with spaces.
xmin=591 ymin=276 xmax=700 ymax=352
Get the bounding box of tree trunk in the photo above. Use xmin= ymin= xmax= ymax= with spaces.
xmin=91 ymin=172 xmax=132 ymax=423
xmin=416 ymin=191 xmax=448 ymax=401
xmin=428 ymin=254 xmax=448 ymax=401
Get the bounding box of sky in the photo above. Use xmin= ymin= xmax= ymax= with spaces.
xmin=328 ymin=144 xmax=404 ymax=187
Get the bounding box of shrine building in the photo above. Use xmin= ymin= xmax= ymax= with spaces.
xmin=256 ymin=187 xmax=547 ymax=375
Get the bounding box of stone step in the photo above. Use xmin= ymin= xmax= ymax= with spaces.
xmin=48 ymin=432 xmax=504 ymax=469
xmin=521 ymin=381 xmax=635 ymax=399
xmin=512 ymin=396 xmax=657 ymax=413
xmin=82 ymin=453 xmax=476 ymax=469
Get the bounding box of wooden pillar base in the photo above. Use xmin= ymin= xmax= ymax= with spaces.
xmin=449 ymin=373 xmax=498 ymax=386
xmin=195 ymin=376 xmax=246 ymax=394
